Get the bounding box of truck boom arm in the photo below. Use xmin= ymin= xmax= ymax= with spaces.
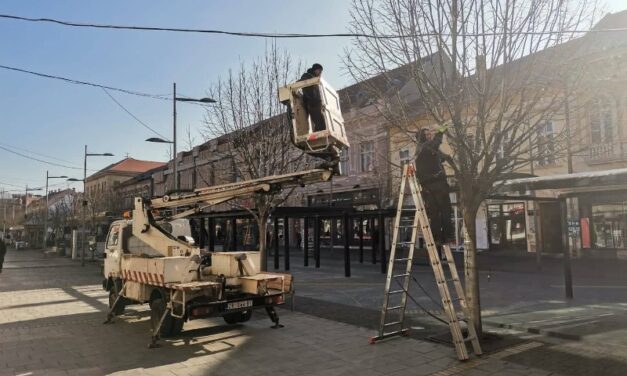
xmin=131 ymin=168 xmax=333 ymax=257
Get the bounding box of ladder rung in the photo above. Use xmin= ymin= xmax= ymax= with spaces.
xmin=397 ymin=241 xmax=414 ymax=245
xmin=386 ymin=305 xmax=403 ymax=310
xmin=464 ymin=336 xmax=476 ymax=342
xmin=440 ymin=278 xmax=458 ymax=283
xmin=388 ymin=290 xmax=405 ymax=295
xmin=394 ymin=258 xmax=411 ymax=262
xmin=392 ymin=273 xmax=410 ymax=278
xmin=383 ymin=321 xmax=402 ymax=327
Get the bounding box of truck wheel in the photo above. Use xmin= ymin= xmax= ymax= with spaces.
xmin=150 ymin=298 xmax=173 ymax=337
xmin=108 ymin=290 xmax=125 ymax=316
xmin=239 ymin=310 xmax=253 ymax=323
xmin=222 ymin=312 xmax=242 ymax=324
xmin=171 ymin=316 xmax=185 ymax=336
xmin=223 ymin=310 xmax=252 ymax=324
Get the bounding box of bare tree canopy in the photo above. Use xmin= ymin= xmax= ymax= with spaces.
xmin=345 ymin=0 xmax=602 ymax=333
xmin=203 ymin=44 xmax=304 ymax=270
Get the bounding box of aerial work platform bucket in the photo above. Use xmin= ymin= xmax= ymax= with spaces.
xmin=278 ymin=76 xmax=349 ymax=158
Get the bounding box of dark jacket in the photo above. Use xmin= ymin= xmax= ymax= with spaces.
xmin=300 ymin=69 xmax=321 ymax=106
xmin=415 ymin=131 xmax=446 ymax=185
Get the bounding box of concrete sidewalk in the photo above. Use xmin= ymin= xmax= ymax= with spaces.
xmin=0 ymin=249 xmax=567 ymax=376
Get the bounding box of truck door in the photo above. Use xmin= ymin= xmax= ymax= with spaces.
xmin=103 ymin=222 xmax=122 ymax=277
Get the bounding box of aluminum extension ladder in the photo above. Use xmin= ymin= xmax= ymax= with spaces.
xmin=370 ymin=163 xmax=482 ymax=361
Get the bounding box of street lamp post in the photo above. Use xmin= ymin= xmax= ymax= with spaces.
xmin=72 ymin=146 xmax=113 ymax=266
xmin=43 ymin=171 xmax=68 ymax=249
xmin=146 ymin=82 xmax=215 ymax=193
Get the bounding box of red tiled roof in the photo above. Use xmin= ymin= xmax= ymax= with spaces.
xmin=105 ymin=158 xmax=166 ymax=173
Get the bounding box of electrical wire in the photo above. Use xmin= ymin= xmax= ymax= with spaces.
xmin=101 ymin=88 xmax=169 ymax=139
xmin=1 ymin=14 xmax=627 ymax=38
xmin=0 ymin=142 xmax=77 ymax=165
xmin=0 ymin=63 xmax=170 ymax=101
xmin=0 ymin=144 xmax=83 ymax=170
xmin=0 ymin=180 xmax=26 ymax=189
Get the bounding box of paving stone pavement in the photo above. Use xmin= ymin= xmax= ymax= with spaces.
xmin=0 ymin=249 xmax=616 ymax=375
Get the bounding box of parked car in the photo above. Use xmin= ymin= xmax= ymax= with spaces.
xmin=14 ymin=240 xmax=28 ymax=250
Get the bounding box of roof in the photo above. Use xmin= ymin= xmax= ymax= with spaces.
xmin=117 ymin=164 xmax=168 ymax=188
xmin=46 ymin=188 xmax=76 ymax=207
xmin=501 ymin=168 xmax=627 ymax=192
xmin=106 ymin=158 xmax=166 ymax=173
xmin=339 ymin=52 xmax=451 ymax=110
xmin=87 ymin=158 xmax=166 ymax=182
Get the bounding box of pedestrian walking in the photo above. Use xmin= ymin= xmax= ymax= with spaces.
xmin=296 ymin=230 xmax=302 ymax=250
xmin=0 ymin=237 xmax=6 ymax=273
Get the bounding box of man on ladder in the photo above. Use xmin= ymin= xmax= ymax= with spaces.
xmin=371 ymin=124 xmax=481 ymax=361
xmin=415 ymin=126 xmax=454 ymax=247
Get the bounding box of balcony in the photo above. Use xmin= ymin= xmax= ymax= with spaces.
xmin=585 ymin=142 xmax=626 ymax=164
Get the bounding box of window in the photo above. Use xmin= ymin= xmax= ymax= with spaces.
xmin=496 ymin=131 xmax=511 ymax=160
xmin=589 ymin=97 xmax=615 ymax=144
xmin=339 ymin=150 xmax=349 ymax=176
xmin=399 ymin=149 xmax=412 ymax=165
xmin=537 ymin=121 xmax=555 ymax=166
xmin=588 ymin=97 xmax=617 ymax=160
xmin=106 ymin=224 xmax=120 ymax=248
xmin=360 ymin=141 xmax=374 ymax=172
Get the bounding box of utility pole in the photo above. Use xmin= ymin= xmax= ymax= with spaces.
xmin=2 ymin=188 xmax=5 ymax=239
xmin=173 ymin=82 xmax=178 ymax=192
xmin=45 ymin=171 xmax=48 ymax=249
xmin=82 ymin=145 xmax=87 ymax=267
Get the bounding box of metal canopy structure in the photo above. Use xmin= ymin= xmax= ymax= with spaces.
xmin=501 ymin=168 xmax=627 ymax=193
xmin=493 ymin=168 xmax=627 ymax=300
xmin=191 ymin=206 xmax=397 ymax=278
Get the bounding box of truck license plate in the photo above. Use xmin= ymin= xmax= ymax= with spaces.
xmin=227 ymin=300 xmax=253 ymax=310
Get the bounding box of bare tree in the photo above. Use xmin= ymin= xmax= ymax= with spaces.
xmin=50 ymin=192 xmax=80 ymax=251
xmin=345 ymin=0 xmax=600 ymax=333
xmin=204 ymin=45 xmax=304 ymax=270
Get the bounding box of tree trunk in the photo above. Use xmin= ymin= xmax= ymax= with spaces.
xmin=461 ymin=202 xmax=483 ymax=335
xmin=258 ymin=217 xmax=268 ymax=271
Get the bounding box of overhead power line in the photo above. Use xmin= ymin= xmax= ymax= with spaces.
xmin=0 ymin=63 xmax=170 ymax=100
xmin=0 ymin=144 xmax=83 ymax=170
xmin=102 ymin=88 xmax=169 ymax=139
xmin=0 ymin=180 xmax=27 ymax=189
xmin=0 ymin=142 xmax=76 ymax=165
xmin=1 ymin=14 xmax=627 ymax=38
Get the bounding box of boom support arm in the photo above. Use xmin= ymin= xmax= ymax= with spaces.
xmin=130 ymin=168 xmax=333 ymax=257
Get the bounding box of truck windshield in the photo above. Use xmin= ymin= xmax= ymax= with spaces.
xmin=107 ymin=224 xmax=120 ymax=248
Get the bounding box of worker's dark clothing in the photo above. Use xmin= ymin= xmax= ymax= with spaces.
xmin=0 ymin=240 xmax=6 ymax=272
xmin=300 ymin=69 xmax=326 ymax=132
xmin=415 ymin=131 xmax=454 ymax=245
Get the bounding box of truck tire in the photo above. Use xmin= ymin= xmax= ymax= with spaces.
xmin=150 ymin=298 xmax=184 ymax=337
xmin=223 ymin=310 xmax=253 ymax=324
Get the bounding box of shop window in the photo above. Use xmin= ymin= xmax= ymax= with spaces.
xmin=592 ymin=203 xmax=627 ymax=248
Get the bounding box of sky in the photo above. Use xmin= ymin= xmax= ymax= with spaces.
xmin=0 ymin=0 xmax=625 ymax=195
